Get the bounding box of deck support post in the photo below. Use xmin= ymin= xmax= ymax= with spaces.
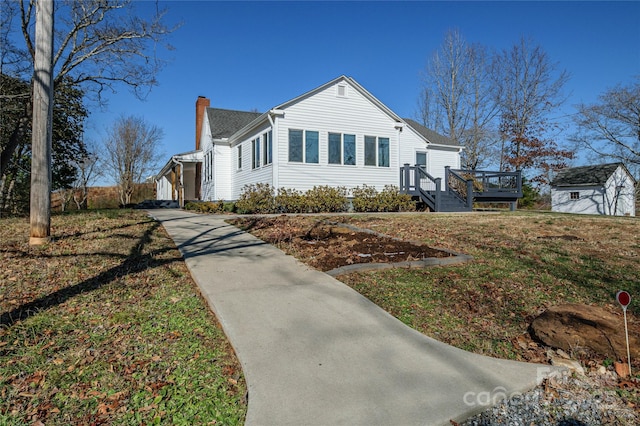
xmin=466 ymin=179 xmax=474 ymax=210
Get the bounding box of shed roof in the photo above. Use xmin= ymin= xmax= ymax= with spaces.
xmin=550 ymin=163 xmax=625 ymax=187
xmin=207 ymin=108 xmax=262 ymax=139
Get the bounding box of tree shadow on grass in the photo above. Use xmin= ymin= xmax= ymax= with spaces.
xmin=0 ymin=221 xmax=182 ymax=328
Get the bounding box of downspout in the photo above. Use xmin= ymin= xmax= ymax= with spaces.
xmin=394 ymin=122 xmax=404 ymax=187
xmin=268 ymin=109 xmax=284 ymax=191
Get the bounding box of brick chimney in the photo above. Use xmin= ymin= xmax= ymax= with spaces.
xmin=195 ymin=96 xmax=210 ymax=150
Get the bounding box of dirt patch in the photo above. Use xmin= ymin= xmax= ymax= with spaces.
xmin=537 ymin=235 xmax=584 ymax=241
xmin=229 ymin=216 xmax=453 ymax=272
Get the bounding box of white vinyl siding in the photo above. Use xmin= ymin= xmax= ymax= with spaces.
xmin=213 ymin=78 xmax=460 ymax=199
xmin=231 ymin=124 xmax=275 ymax=200
xmin=427 ymin=146 xmax=460 ymax=181
xmin=274 ymin=80 xmax=401 ymax=193
xmin=214 ymin=145 xmax=232 ymax=200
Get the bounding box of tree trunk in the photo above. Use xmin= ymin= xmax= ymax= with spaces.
xmin=29 ymin=0 xmax=54 ymax=245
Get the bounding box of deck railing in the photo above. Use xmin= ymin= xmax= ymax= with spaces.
xmin=400 ymin=164 xmax=441 ymax=211
xmin=401 ymin=164 xmax=523 ymax=211
xmin=445 ymin=167 xmax=474 ymax=209
xmin=448 ymin=168 xmax=523 ymax=201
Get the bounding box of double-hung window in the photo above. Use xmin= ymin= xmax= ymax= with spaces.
xmin=364 ymin=136 xmax=390 ymax=167
xmin=262 ymin=131 xmax=272 ymax=165
xmin=328 ymin=133 xmax=356 ymax=165
xmin=252 ymin=137 xmax=261 ymax=169
xmin=237 ymin=145 xmax=242 ymax=170
xmin=205 ymin=150 xmax=214 ymax=180
xmin=289 ymin=129 xmax=319 ymax=164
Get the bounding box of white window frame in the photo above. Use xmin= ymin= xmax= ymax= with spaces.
xmin=252 ymin=137 xmax=261 ymax=169
xmin=364 ymin=135 xmax=390 ymax=167
xmin=416 ymin=151 xmax=427 ymax=169
xmin=262 ymin=131 xmax=272 ymax=166
xmin=237 ymin=145 xmax=242 ymax=170
xmin=328 ymin=132 xmax=356 ymax=165
xmin=289 ymin=129 xmax=319 ymax=164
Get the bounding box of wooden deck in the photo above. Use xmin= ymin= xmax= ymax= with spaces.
xmin=400 ymin=164 xmax=523 ymax=212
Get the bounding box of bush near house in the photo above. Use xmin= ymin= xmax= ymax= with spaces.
xmin=232 ymin=184 xmax=412 ymax=214
xmin=305 ymin=186 xmax=348 ymax=213
xmin=234 ymin=183 xmax=278 ymax=214
xmin=351 ymin=184 xmax=416 ymax=212
xmin=184 ymin=200 xmax=226 ymax=213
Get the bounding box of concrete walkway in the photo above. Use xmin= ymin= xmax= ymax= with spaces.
xmin=150 ymin=209 xmax=553 ymax=426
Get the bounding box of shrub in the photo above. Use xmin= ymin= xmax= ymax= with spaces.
xmin=351 ymin=184 xmax=379 ymax=212
xmin=377 ymin=185 xmax=415 ymax=212
xmin=235 ymin=183 xmax=276 ymax=214
xmin=276 ymin=188 xmax=308 ymax=213
xmin=184 ymin=201 xmax=224 ymax=213
xmin=305 ymin=186 xmax=348 ymax=213
xmin=351 ymin=184 xmax=415 ymax=212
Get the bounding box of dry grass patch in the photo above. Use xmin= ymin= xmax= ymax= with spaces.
xmin=1 ymin=210 xmax=246 ymax=425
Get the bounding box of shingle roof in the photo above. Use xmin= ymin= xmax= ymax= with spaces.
xmin=550 ymin=163 xmax=624 ymax=187
xmin=207 ymin=108 xmax=262 ymax=139
xmin=403 ymin=118 xmax=460 ymax=147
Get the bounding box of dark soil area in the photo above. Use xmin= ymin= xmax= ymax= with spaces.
xmin=229 ymin=216 xmax=452 ymax=272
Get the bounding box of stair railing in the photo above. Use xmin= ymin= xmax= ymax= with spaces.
xmin=400 ymin=164 xmax=441 ymax=211
xmin=445 ymin=166 xmax=473 ymax=210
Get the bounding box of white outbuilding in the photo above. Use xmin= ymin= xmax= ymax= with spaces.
xmin=550 ymin=163 xmax=636 ymax=216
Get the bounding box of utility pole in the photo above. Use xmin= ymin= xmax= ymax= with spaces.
xmin=30 ymin=0 xmax=54 ymax=245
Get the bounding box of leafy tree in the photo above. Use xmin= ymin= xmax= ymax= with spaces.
xmin=0 ymin=74 xmax=87 ymax=216
xmin=571 ymin=78 xmax=640 ymax=180
xmin=517 ymin=177 xmax=539 ymax=209
xmin=492 ymin=37 xmax=573 ymax=183
xmin=103 ymin=115 xmax=163 ymax=206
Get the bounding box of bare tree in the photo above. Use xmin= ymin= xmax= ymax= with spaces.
xmin=418 ymin=29 xmax=498 ymax=169
xmin=458 ymin=43 xmax=499 ymax=169
xmin=427 ymin=29 xmax=469 ymax=145
xmin=571 ymin=78 xmax=640 ymax=179
xmin=103 ymin=116 xmax=163 ymax=206
xmin=492 ymin=37 xmax=573 ymax=182
xmin=72 ymin=148 xmax=101 ymax=210
xmin=1 ymin=0 xmax=176 ymax=178
xmin=415 ymin=87 xmax=444 ymax=135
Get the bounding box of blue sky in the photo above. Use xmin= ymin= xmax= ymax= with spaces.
xmin=86 ymin=0 xmax=640 ymax=181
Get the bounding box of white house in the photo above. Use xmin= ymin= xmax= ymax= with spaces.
xmin=550 ymin=163 xmax=636 ymax=216
xmin=156 ymin=76 xmax=463 ymax=207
